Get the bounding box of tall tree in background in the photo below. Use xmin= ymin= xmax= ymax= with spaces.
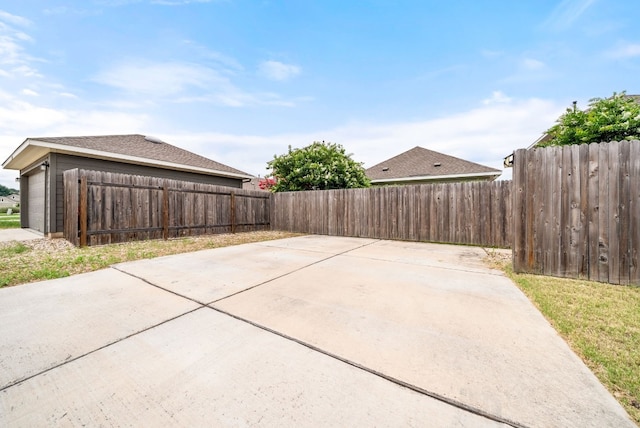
xmin=541 ymin=91 xmax=640 ymax=147
xmin=267 ymin=141 xmax=370 ymax=192
xmin=0 ymin=184 xmax=19 ymax=196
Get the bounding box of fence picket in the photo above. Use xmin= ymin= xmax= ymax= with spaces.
xmin=271 ymin=181 xmax=512 ymax=247
xmin=63 ymin=169 xmax=270 ymax=246
xmin=512 ymin=140 xmax=640 ymax=285
xmin=64 ymin=140 xmax=640 ymax=286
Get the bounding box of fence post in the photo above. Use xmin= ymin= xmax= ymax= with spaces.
xmin=63 ymin=169 xmax=79 ymax=246
xmin=162 ymin=183 xmax=169 ymax=240
xmin=230 ymin=191 xmax=236 ymax=233
xmin=79 ymin=175 xmax=88 ymax=247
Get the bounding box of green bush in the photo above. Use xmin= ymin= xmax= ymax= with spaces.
xmin=267 ymin=141 xmax=370 ymax=192
xmin=542 ymin=91 xmax=640 ymax=147
xmin=0 ymin=207 xmax=20 ymax=214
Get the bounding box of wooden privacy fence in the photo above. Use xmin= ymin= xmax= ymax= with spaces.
xmin=513 ymin=140 xmax=640 ymax=285
xmin=63 ymin=169 xmax=270 ymax=246
xmin=272 ymin=181 xmax=512 ymax=248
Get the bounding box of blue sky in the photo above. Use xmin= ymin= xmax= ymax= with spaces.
xmin=1 ymin=0 xmax=639 ymax=187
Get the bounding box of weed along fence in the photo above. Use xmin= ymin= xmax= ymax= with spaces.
xmin=271 ymin=181 xmax=513 ymax=248
xmin=63 ymin=169 xmax=270 ymax=246
xmin=512 ymin=140 xmax=640 ymax=285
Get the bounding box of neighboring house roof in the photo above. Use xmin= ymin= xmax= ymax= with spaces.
xmin=366 ymin=146 xmax=501 ymax=184
xmin=0 ymin=196 xmax=18 ymax=207
xmin=2 ymin=134 xmax=251 ymax=180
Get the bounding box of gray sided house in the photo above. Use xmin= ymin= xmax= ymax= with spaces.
xmin=0 ymin=194 xmax=19 ymax=208
xmin=2 ymin=134 xmax=252 ymax=237
xmin=366 ymin=146 xmax=501 ymax=186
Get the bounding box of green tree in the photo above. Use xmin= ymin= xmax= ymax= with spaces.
xmin=0 ymin=184 xmax=19 ymax=197
xmin=541 ymin=91 xmax=640 ymax=147
xmin=267 ymin=141 xmax=370 ymax=192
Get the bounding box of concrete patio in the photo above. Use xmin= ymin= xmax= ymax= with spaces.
xmin=0 ymin=235 xmax=634 ymax=427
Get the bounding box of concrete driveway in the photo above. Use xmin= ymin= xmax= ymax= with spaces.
xmin=0 ymin=236 xmax=634 ymax=427
xmin=0 ymin=228 xmax=42 ymax=243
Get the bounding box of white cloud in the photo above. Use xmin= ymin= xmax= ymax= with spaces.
xmin=329 ymin=98 xmax=562 ymax=178
xmin=56 ymin=92 xmax=78 ymax=99
xmin=151 ymin=0 xmax=215 ymax=5
xmin=0 ymin=88 xmax=151 ymax=187
xmin=0 ymin=90 xmax=148 ymax=144
xmin=501 ymin=56 xmax=552 ymax=84
xmin=0 ymin=91 xmax=66 ymax=132
xmin=96 ymin=0 xmax=216 ymax=6
xmin=605 ymin=42 xmax=640 ymax=59
xmin=21 ymin=88 xmax=38 ymax=96
xmin=93 ymin=60 xmax=303 ymax=107
xmin=42 ymin=6 xmax=102 ymax=16
xmin=0 ymin=92 xmax=564 ymax=187
xmin=542 ymin=0 xmax=597 ymax=31
xmin=159 ymin=96 xmax=564 ymax=182
xmin=483 ymin=91 xmax=512 ymax=105
xmin=94 ymin=0 xmax=142 ymax=5
xmin=0 ymin=10 xmax=32 ymax=28
xmin=11 ymin=65 xmax=41 ymax=78
xmin=0 ymin=29 xmax=29 ymax=66
xmin=92 ymin=61 xmax=223 ymax=96
xmin=0 ymin=13 xmax=42 ymax=81
xmin=181 ymin=40 xmax=244 ymax=72
xmin=414 ymin=64 xmax=466 ymax=82
xmin=259 ymin=60 xmax=301 ymax=81
xmin=521 ymin=58 xmax=545 ymax=70
xmin=48 ymin=110 xmax=150 ymax=135
xmin=480 ymin=50 xmax=503 ymax=58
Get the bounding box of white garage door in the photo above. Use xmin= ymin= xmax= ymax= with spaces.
xmin=28 ymin=170 xmax=45 ymax=233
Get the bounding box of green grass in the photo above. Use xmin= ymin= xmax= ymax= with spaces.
xmin=0 ymin=231 xmax=298 ymax=289
xmin=0 ymin=213 xmax=20 ymax=229
xmin=504 ymin=265 xmax=640 ymax=425
xmin=0 ymin=242 xmax=29 ymax=256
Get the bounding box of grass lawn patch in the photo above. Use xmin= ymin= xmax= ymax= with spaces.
xmin=487 ymin=252 xmax=640 ymax=425
xmin=0 ymin=213 xmax=20 ymax=229
xmin=0 ymin=231 xmax=299 ymax=289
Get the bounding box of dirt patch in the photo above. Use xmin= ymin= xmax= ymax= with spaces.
xmin=22 ymin=238 xmax=75 ymax=252
xmin=483 ymin=248 xmax=512 ymax=270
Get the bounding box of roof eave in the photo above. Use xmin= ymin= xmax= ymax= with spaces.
xmin=2 ymin=138 xmax=32 ymax=169
xmin=3 ymin=139 xmax=252 ymax=180
xmin=370 ymin=171 xmax=502 ymax=183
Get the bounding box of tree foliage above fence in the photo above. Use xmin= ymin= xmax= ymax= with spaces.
xmin=0 ymin=184 xmax=19 ymax=196
xmin=266 ymin=142 xmax=370 ymax=192
xmin=542 ymin=91 xmax=640 ymax=147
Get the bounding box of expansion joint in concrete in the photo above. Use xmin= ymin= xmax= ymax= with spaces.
xmin=208 ymin=305 xmax=530 ymax=428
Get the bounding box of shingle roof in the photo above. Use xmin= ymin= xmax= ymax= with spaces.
xmin=366 ymin=146 xmax=501 ymax=181
xmin=29 ymin=134 xmax=250 ymax=177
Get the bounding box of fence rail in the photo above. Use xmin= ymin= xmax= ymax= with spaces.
xmin=63 ymin=169 xmax=270 ymax=246
xmin=512 ymin=140 xmax=640 ymax=285
xmin=62 ymin=140 xmax=640 ymax=286
xmin=272 ymin=181 xmax=512 ymax=248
